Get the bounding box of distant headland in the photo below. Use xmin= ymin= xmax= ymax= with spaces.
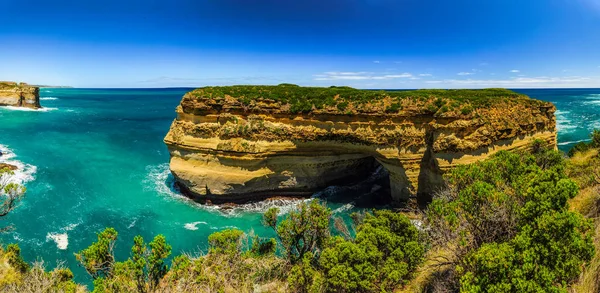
xmin=0 ymin=81 xmax=41 ymax=109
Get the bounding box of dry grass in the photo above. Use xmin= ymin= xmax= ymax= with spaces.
xmin=397 ymin=247 xmax=456 ymax=293
xmin=157 ymin=252 xmax=288 ymax=293
xmin=568 ymin=148 xmax=600 ymax=293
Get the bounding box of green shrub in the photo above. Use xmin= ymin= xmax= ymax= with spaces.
xmin=385 ymin=102 xmax=402 ymax=113
xmin=208 ymin=229 xmax=244 ymax=255
xmin=189 ymin=85 xmax=533 ymax=114
xmin=320 ymin=211 xmax=424 ymax=292
xmin=264 ymin=201 xmax=331 ymax=264
xmin=6 ymin=244 xmax=29 ymax=274
xmin=427 ymin=144 xmax=595 ymax=292
xmin=75 ymin=228 xmax=118 ymax=279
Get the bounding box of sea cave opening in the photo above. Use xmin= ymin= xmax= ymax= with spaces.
xmin=313 ymin=156 xmax=393 ymax=209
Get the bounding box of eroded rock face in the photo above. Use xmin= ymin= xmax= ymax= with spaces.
xmin=164 ymin=86 xmax=556 ymax=204
xmin=0 ymin=82 xmax=41 ymax=109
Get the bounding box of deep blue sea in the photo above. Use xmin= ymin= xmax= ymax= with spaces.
xmin=0 ymin=88 xmax=598 ymax=285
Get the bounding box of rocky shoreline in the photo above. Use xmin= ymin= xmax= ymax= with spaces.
xmin=0 ymin=82 xmax=41 ymax=109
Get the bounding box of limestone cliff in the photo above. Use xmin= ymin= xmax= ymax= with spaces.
xmin=0 ymin=82 xmax=41 ymax=109
xmin=164 ymin=85 xmax=556 ymax=204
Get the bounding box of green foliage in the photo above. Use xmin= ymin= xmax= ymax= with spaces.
xmin=460 ymin=105 xmax=474 ymax=115
xmin=385 ymin=102 xmax=402 ymax=113
xmin=320 ymin=211 xmax=424 ymax=292
xmin=264 ymin=200 xmax=331 ymax=264
xmin=568 ymin=129 xmax=600 ymax=157
xmin=250 ymin=236 xmax=277 ymax=256
xmin=336 ymin=101 xmax=349 ymax=112
xmin=569 ymin=141 xmax=591 ymax=157
xmin=427 ymin=144 xmax=595 ymax=292
xmin=147 ymin=235 xmax=171 ymax=289
xmin=288 ymin=252 xmax=325 ymax=293
xmin=75 ymin=228 xmax=118 ymax=279
xmin=6 ymin=244 xmax=29 ymax=274
xmin=208 ymin=228 xmax=244 ymax=255
xmin=75 ymin=230 xmax=171 ymax=293
xmin=190 ymin=84 xmax=532 ymax=114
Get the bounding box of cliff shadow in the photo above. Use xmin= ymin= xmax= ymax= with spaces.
xmin=417 ymin=128 xmax=445 ymax=207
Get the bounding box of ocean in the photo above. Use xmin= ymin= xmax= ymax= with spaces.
xmin=0 ymin=88 xmax=597 ymax=284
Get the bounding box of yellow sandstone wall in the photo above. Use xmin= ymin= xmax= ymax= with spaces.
xmin=164 ymin=90 xmax=556 ymax=204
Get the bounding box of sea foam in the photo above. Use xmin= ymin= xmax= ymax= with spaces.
xmin=46 ymin=233 xmax=69 ymax=250
xmin=184 ymin=221 xmax=208 ymax=230
xmin=40 ymin=97 xmax=59 ymax=101
xmin=0 ymin=106 xmax=58 ymax=112
xmin=0 ymin=144 xmax=37 ymax=186
xmin=144 ymin=163 xmax=311 ymax=217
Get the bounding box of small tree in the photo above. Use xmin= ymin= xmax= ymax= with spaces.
xmin=147 ymin=235 xmax=171 ymax=290
xmin=320 ymin=211 xmax=424 ymax=292
xmin=208 ymin=228 xmax=244 ymax=255
xmin=0 ymin=168 xmax=25 ymax=232
xmin=263 ymin=200 xmax=331 ymax=264
xmin=75 ymin=228 xmax=118 ymax=279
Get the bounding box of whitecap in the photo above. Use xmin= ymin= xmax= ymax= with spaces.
xmin=0 ymin=106 xmax=58 ymax=112
xmin=63 ymin=222 xmax=81 ymax=231
xmin=184 ymin=221 xmax=208 ymax=231
xmin=40 ymin=97 xmax=59 ymax=101
xmin=145 ymin=163 xmax=313 ymax=217
xmin=46 ymin=233 xmax=68 ymax=250
xmin=210 ymin=225 xmax=239 ymax=230
xmin=332 ymin=202 xmax=355 ymax=214
xmin=0 ymin=144 xmax=37 ymax=186
xmin=557 ymin=139 xmax=592 ymax=146
xmin=582 ymin=100 xmax=600 ymax=106
xmin=128 ymin=218 xmax=138 ymax=229
xmin=144 ymin=163 xmax=180 ymax=198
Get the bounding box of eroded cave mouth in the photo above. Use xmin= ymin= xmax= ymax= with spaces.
xmin=314 ymin=157 xmax=393 ymax=208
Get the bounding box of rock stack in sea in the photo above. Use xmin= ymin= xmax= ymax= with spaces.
xmin=0 ymin=81 xmax=41 ymax=109
xmin=164 ymin=85 xmax=557 ymax=205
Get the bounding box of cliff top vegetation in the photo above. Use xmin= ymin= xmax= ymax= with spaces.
xmin=0 ymin=82 xmax=32 ymax=90
xmin=186 ymin=84 xmax=549 ymax=114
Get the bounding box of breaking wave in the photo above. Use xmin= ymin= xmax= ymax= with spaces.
xmin=0 ymin=144 xmax=37 ymax=186
xmin=0 ymin=106 xmax=58 ymax=112
xmin=144 ymin=163 xmax=312 ymax=216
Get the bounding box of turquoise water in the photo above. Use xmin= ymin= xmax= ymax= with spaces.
xmin=0 ymin=88 xmax=598 ymax=285
xmin=514 ymin=89 xmax=600 ymax=152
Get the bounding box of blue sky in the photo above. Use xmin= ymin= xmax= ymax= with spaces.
xmin=1 ymin=0 xmax=600 ymax=88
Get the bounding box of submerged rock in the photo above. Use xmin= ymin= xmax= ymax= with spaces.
xmin=164 ymin=85 xmax=556 ymax=205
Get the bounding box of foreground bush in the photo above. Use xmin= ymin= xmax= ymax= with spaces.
xmin=426 ymin=143 xmax=595 ymax=292
xmin=265 ymin=202 xmax=425 ymax=292
xmin=0 ymin=244 xmax=84 ymax=293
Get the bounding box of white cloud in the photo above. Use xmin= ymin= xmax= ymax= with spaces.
xmin=314 ymin=72 xmax=413 ymax=81
xmin=425 ymin=76 xmax=597 ymax=88
xmin=373 ymin=60 xmax=381 ymax=64
xmin=458 ymin=72 xmax=475 ymax=76
xmin=394 ymin=61 xmax=402 ymax=64
xmin=419 ymin=73 xmax=433 ymax=77
xmin=510 ymin=69 xmax=520 ymax=73
xmin=479 ymin=62 xmax=489 ymax=66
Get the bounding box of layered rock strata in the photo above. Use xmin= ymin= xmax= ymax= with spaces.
xmin=164 ymin=86 xmax=556 ymax=204
xmin=0 ymin=82 xmax=41 ymax=109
